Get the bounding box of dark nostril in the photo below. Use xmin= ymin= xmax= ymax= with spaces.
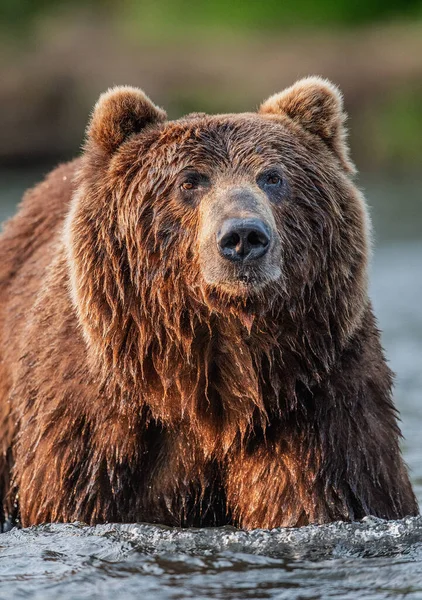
xmin=247 ymin=230 xmax=269 ymax=248
xmin=223 ymin=232 xmax=241 ymax=249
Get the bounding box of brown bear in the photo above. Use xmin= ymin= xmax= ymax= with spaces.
xmin=0 ymin=77 xmax=418 ymax=530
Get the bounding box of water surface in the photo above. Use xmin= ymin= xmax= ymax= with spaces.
xmin=2 ymin=517 xmax=422 ymax=599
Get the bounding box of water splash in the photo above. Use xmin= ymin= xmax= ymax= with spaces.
xmin=2 ymin=517 xmax=422 ymax=599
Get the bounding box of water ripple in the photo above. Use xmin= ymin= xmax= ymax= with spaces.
xmin=1 ymin=517 xmax=422 ymax=599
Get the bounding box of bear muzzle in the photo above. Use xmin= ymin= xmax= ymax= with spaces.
xmin=198 ymin=185 xmax=282 ymax=293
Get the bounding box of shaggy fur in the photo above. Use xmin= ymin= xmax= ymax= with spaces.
xmin=0 ymin=77 xmax=418 ymax=529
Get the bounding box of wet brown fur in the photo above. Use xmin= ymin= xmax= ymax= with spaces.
xmin=0 ymin=77 xmax=418 ymax=529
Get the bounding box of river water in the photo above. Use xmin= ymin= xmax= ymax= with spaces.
xmin=0 ymin=169 xmax=421 ymax=599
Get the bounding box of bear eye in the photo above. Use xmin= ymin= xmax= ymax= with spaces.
xmin=181 ymin=180 xmax=196 ymax=191
xmin=263 ymin=172 xmax=282 ymax=187
xmin=257 ymin=169 xmax=285 ymax=200
xmin=268 ymin=174 xmax=281 ymax=185
xmin=179 ymin=172 xmax=210 ymax=195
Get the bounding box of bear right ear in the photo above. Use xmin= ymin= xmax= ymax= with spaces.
xmin=87 ymin=86 xmax=167 ymax=155
xmin=259 ymin=77 xmax=355 ymax=174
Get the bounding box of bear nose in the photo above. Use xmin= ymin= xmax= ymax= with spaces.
xmin=217 ymin=218 xmax=271 ymax=262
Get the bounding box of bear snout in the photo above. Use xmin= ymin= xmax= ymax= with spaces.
xmin=216 ymin=218 xmax=271 ymax=262
xmin=198 ymin=186 xmax=281 ymax=292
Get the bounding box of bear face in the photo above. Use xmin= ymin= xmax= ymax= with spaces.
xmin=68 ymin=79 xmax=368 ymax=348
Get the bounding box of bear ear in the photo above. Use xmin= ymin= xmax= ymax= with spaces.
xmin=87 ymin=86 xmax=167 ymax=155
xmin=259 ymin=76 xmax=355 ymax=173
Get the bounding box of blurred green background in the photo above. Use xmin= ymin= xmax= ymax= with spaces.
xmin=1 ymin=0 xmax=422 ymax=172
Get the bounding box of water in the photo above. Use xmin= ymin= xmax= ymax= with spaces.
xmin=0 ymin=168 xmax=421 ymax=599
xmin=2 ymin=518 xmax=422 ymax=599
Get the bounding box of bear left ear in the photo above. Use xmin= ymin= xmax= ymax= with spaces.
xmin=259 ymin=76 xmax=355 ymax=173
xmin=87 ymin=86 xmax=167 ymax=155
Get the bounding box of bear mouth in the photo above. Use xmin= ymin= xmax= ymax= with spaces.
xmin=211 ymin=262 xmax=281 ymax=294
xmin=199 ymin=252 xmax=282 ymax=309
xmin=216 ymin=273 xmax=268 ymax=295
xmin=204 ymin=268 xmax=279 ymax=303
xmin=238 ymin=273 xmax=253 ymax=284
